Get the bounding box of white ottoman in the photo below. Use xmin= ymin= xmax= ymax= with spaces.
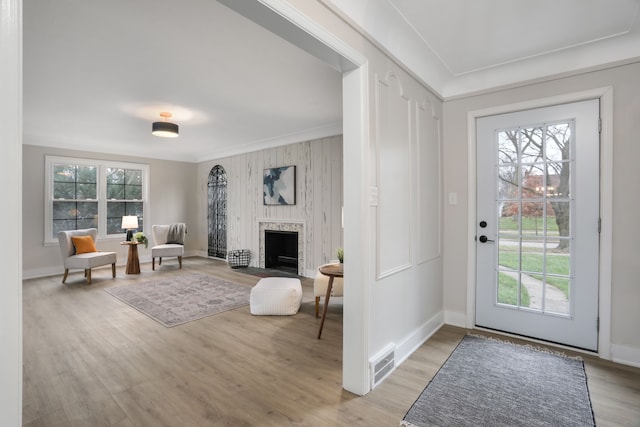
xmin=250 ymin=277 xmax=302 ymax=316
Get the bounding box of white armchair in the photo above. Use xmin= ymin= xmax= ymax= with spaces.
xmin=57 ymin=228 xmax=117 ymax=284
xmin=313 ymin=261 xmax=344 ymax=318
xmin=151 ymin=224 xmax=186 ymax=270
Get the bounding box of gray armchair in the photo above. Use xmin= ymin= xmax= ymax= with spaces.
xmin=57 ymin=228 xmax=117 ymax=284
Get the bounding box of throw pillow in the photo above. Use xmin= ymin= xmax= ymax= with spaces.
xmin=71 ymin=235 xmax=97 ymax=254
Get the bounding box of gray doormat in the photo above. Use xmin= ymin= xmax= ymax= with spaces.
xmin=401 ymin=334 xmax=595 ymax=427
xmin=105 ymin=273 xmax=251 ymax=327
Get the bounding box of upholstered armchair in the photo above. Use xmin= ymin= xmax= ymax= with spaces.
xmin=313 ymin=261 xmax=344 ymax=318
xmin=57 ymin=228 xmax=117 ymax=284
xmin=151 ymin=223 xmax=186 ymax=270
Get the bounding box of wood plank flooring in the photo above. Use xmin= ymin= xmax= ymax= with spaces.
xmin=23 ymin=257 xmax=640 ymax=426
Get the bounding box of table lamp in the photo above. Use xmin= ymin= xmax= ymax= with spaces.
xmin=121 ymin=215 xmax=139 ymax=241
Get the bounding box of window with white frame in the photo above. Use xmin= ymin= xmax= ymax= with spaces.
xmin=45 ymin=156 xmax=149 ymax=243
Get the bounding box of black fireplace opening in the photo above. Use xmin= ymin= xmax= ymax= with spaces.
xmin=265 ymin=230 xmax=298 ymax=274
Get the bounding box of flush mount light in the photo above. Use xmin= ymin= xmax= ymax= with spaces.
xmin=152 ymin=112 xmax=179 ymax=138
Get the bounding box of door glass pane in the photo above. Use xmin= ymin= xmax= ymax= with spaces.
xmin=498 ymin=130 xmax=518 ymax=165
xmin=546 ymin=123 xmax=571 ymax=162
xmin=544 ymin=276 xmax=570 ymax=315
xmin=548 ymin=201 xmax=570 ymax=239
xmin=498 ymin=165 xmax=519 ymax=200
xmin=520 ymin=127 xmax=544 ymax=164
xmin=497 ymin=271 xmax=520 ymax=306
xmin=521 ymin=240 xmax=544 ymax=275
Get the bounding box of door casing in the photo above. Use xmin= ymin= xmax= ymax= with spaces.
xmin=464 ymin=87 xmax=613 ymax=357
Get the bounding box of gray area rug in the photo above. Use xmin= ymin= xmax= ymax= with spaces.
xmin=105 ymin=273 xmax=251 ymax=327
xmin=401 ymin=334 xmax=595 ymax=427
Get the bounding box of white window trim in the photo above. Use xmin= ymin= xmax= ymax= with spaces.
xmin=44 ymin=155 xmax=150 ymax=245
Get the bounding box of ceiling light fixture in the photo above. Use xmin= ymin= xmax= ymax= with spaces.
xmin=152 ymin=112 xmax=179 ymax=138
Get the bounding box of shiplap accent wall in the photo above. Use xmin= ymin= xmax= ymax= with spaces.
xmin=197 ymin=135 xmax=343 ymax=277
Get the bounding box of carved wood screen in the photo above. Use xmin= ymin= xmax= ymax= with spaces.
xmin=207 ymin=165 xmax=227 ymax=258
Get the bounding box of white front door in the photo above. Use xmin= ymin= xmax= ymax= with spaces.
xmin=475 ymin=99 xmax=600 ymax=351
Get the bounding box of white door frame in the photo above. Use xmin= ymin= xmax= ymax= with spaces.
xmin=466 ymin=87 xmax=613 ymax=358
xmin=1 ymin=0 xmax=24 ymax=424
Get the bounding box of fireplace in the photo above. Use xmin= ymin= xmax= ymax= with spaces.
xmin=258 ymin=219 xmax=305 ymax=276
xmin=265 ymin=230 xmax=298 ymax=273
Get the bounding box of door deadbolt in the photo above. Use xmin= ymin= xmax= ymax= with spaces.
xmin=479 ymin=220 xmax=487 ymax=228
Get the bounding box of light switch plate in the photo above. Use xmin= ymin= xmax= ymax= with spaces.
xmin=369 ymin=187 xmax=378 ymax=206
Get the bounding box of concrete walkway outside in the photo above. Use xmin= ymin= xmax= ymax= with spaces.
xmin=500 ymin=269 xmax=569 ymax=314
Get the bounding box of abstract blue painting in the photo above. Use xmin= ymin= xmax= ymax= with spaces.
xmin=263 ymin=166 xmax=296 ymax=205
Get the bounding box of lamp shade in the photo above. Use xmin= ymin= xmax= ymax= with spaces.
xmin=121 ymin=215 xmax=139 ymax=230
xmin=152 ymin=121 xmax=179 ymax=138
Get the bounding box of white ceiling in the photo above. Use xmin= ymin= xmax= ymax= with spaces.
xmin=327 ymin=0 xmax=640 ymax=97
xmin=23 ymin=0 xmax=343 ymax=162
xmin=23 ymin=0 xmax=640 ymax=162
xmin=390 ymin=0 xmax=640 ymax=76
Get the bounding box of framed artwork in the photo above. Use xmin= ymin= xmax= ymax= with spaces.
xmin=263 ymin=165 xmax=296 ymax=205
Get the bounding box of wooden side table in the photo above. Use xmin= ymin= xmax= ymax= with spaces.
xmin=317 ymin=263 xmax=344 ymax=339
xmin=120 ymin=242 xmax=141 ymax=274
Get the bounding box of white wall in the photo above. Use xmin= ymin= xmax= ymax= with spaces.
xmin=22 ymin=144 xmax=198 ymax=279
xmin=366 ymin=53 xmax=444 ymax=366
xmin=195 ymin=136 xmax=343 ymax=277
xmin=0 ymin=0 xmax=22 ymax=424
xmin=443 ymin=61 xmax=640 ymax=366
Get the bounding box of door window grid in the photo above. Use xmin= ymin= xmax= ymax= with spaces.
xmin=495 ymin=121 xmax=573 ymax=316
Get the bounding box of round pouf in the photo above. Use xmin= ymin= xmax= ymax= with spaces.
xmin=250 ymin=277 xmax=302 ymax=316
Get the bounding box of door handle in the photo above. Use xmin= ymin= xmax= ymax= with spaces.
xmin=478 ymin=235 xmax=494 ymax=243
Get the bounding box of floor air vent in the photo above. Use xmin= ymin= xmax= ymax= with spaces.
xmin=370 ymin=344 xmax=396 ymax=389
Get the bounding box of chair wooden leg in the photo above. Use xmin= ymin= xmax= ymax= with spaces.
xmin=315 ymin=296 xmax=320 ymax=318
xmin=152 ymin=257 xmax=155 ymax=270
xmin=111 ymin=263 xmax=116 ymax=278
xmin=86 ymin=269 xmax=92 ymax=284
xmin=62 ymin=269 xmax=69 ymax=283
xmin=178 ymin=256 xmax=183 ymax=269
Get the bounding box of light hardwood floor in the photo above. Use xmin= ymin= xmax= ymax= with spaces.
xmin=23 ymin=257 xmax=640 ymax=426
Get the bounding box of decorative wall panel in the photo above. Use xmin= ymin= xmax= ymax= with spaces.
xmin=376 ymin=72 xmax=412 ymax=278
xmin=417 ymin=99 xmax=441 ymax=263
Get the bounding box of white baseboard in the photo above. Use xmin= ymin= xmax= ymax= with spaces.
xmin=444 ymin=310 xmax=467 ymax=328
xmin=23 ymin=262 xmax=120 ymax=281
xmin=23 ymin=266 xmax=63 ymax=280
xmin=610 ymin=344 xmax=640 ymax=368
xmin=394 ymin=310 xmax=445 ymax=367
xmin=23 ymin=252 xmax=202 ymax=280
